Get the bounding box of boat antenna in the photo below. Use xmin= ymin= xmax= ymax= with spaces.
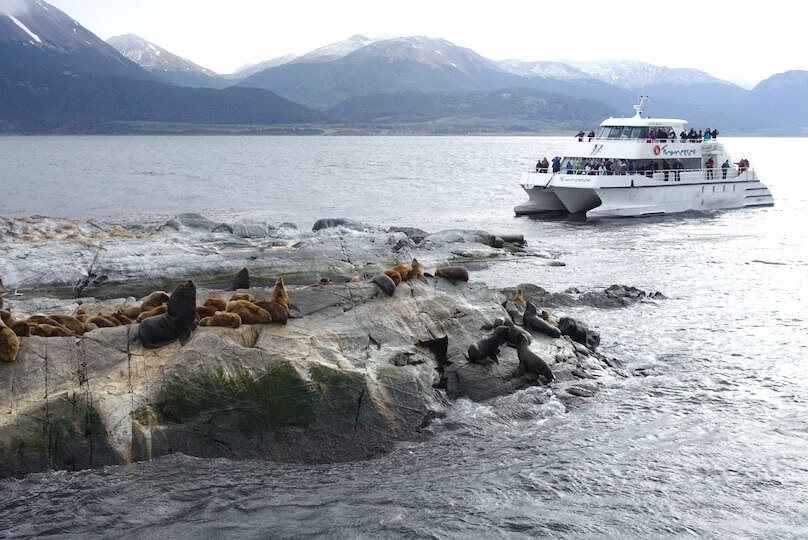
xmin=633 ymin=94 xmax=648 ymax=117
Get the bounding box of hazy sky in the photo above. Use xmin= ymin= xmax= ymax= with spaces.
xmin=43 ymin=0 xmax=800 ymax=88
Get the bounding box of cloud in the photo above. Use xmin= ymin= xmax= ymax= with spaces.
xmin=0 ymin=0 xmax=29 ymax=16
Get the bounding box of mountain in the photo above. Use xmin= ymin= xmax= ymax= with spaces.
xmin=0 ymin=0 xmax=325 ymax=133
xmin=228 ymin=53 xmax=299 ymax=80
xmin=0 ymin=0 xmax=151 ymax=79
xmin=746 ymin=70 xmax=808 ymax=128
xmin=106 ymin=33 xmax=227 ymax=89
xmin=239 ymin=36 xmax=634 ymax=111
xmin=497 ymin=60 xmax=593 ymax=81
xmin=291 ymin=34 xmax=375 ymax=64
xmin=326 ymin=87 xmax=619 ymax=131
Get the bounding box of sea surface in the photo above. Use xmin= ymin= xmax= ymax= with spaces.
xmin=1 ymin=136 xmax=807 ymax=539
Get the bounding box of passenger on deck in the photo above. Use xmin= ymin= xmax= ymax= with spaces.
xmin=628 ymin=160 xmax=636 ymax=175
xmin=663 ymin=159 xmax=671 ymax=181
xmin=722 ymin=159 xmax=730 ymax=179
xmin=673 ymin=159 xmax=684 ymax=181
xmin=566 ymin=160 xmax=574 ymax=173
xmin=587 ymin=130 xmax=595 ymax=141
xmin=540 ymin=157 xmax=550 ymax=173
xmin=705 ymin=157 xmax=715 ymax=179
xmin=688 ymin=128 xmax=697 ymax=141
xmin=669 ymin=129 xmax=677 ymax=140
xmin=535 ymin=159 xmax=541 ymax=172
xmin=552 ymin=156 xmax=562 ymax=173
xmin=574 ymin=160 xmax=582 ymax=174
xmin=703 ymin=129 xmax=712 ymax=140
xmin=712 ymin=129 xmax=719 ymax=139
xmin=646 ymin=130 xmax=655 ymax=142
xmin=737 ymin=158 xmax=748 ymax=172
xmin=680 ymin=130 xmax=688 ymax=141
xmin=576 ymin=130 xmax=585 ymax=141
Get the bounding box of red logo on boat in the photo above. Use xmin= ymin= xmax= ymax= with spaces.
xmin=653 ymin=144 xmax=661 ymax=155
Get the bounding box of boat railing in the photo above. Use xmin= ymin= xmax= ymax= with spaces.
xmin=573 ymin=136 xmax=717 ymax=143
xmin=526 ymin=167 xmax=756 ymax=180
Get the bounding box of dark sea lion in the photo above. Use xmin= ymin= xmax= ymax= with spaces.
xmin=494 ymin=316 xmax=531 ymax=347
xmin=230 ymin=292 xmax=255 ymax=303
xmin=514 ymin=334 xmax=554 ymax=383
xmin=371 ymin=273 xmax=396 ymax=296
xmin=138 ymin=281 xmax=197 ymax=349
xmin=255 ymin=301 xmax=288 ymax=325
xmin=271 ymin=277 xmax=292 ymax=310
xmin=0 ymin=318 xmax=20 ymax=362
xmin=383 ymin=269 xmax=402 ymax=286
xmin=225 ymin=300 xmax=272 ymax=324
xmin=140 ymin=291 xmax=170 ymax=313
xmin=465 ymin=325 xmax=509 ymax=365
xmin=226 ymin=268 xmax=250 ymax=291
xmin=199 ymin=312 xmax=242 ymax=328
xmin=135 ymin=305 xmax=168 ymax=322
xmin=524 ymin=302 xmax=562 ymax=338
xmin=435 ymin=266 xmax=469 ymax=285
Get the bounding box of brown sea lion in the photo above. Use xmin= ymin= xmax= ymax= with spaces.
xmin=225 ymin=300 xmax=272 ymax=324
xmin=0 ymin=318 xmax=20 ymax=362
xmin=74 ymin=307 xmax=88 ymax=322
xmin=48 ymin=314 xmax=86 ymax=335
xmin=110 ymin=312 xmax=133 ymax=325
xmin=30 ymin=323 xmax=74 ymax=338
xmin=270 ymin=277 xmax=292 ymax=310
xmin=254 ymin=301 xmax=288 ymax=325
xmin=140 ymin=291 xmax=170 ymax=313
xmin=226 ymin=267 xmax=250 ymax=291
xmin=371 ymin=273 xmax=396 ymax=296
xmin=465 ymin=325 xmax=509 ymax=365
xmin=230 ymin=292 xmax=255 ymax=303
xmin=349 ymin=276 xmax=361 ymax=283
xmin=2 ymin=310 xmax=30 ymax=338
xmin=199 ymin=312 xmax=242 ymax=328
xmin=195 ymin=305 xmax=217 ymax=321
xmin=435 ymin=266 xmax=469 ymax=285
xmin=389 ymin=263 xmax=412 ymax=281
xmin=408 ymin=258 xmax=428 ymax=283
xmin=83 ymin=322 xmax=99 ymax=333
xmin=513 ymin=289 xmax=527 ymax=309
xmin=541 ymin=310 xmax=559 ymax=328
xmin=383 ymin=269 xmax=402 ymax=286
xmin=136 ymin=305 xmax=168 ymax=322
xmin=117 ymin=305 xmax=142 ymax=320
xmin=204 ymin=297 xmax=227 ymax=311
xmin=87 ymin=315 xmax=119 ymax=328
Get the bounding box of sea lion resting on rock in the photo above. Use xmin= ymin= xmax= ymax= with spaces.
xmin=371 ymin=273 xmax=396 ymax=297
xmin=271 ymin=277 xmax=292 ymax=310
xmin=465 ymin=325 xmax=509 ymax=365
xmin=140 ymin=291 xmax=169 ymax=313
xmin=30 ymin=323 xmax=74 ymax=338
xmin=230 ymin=292 xmax=255 ymax=303
xmin=513 ymin=289 xmax=527 ymax=309
xmin=226 ymin=268 xmax=250 ymax=291
xmin=435 ymin=266 xmax=469 ymax=285
xmin=1 ymin=310 xmax=30 ymax=338
xmin=138 ymin=281 xmax=197 ymax=349
xmin=0 ymin=318 xmax=20 ymax=362
xmin=199 ymin=312 xmax=242 ymax=328
xmin=514 ymin=333 xmax=554 ymax=383
xmin=117 ymin=305 xmax=142 ymax=320
xmin=136 ymin=305 xmax=168 ymax=322
xmin=389 ymin=263 xmax=411 ymax=281
xmin=48 ymin=314 xmax=85 ymax=335
xmin=524 ymin=302 xmax=562 ymax=339
xmin=541 ymin=310 xmax=559 ymax=328
xmin=226 ymin=300 xmax=272 ymax=324
xmin=408 ymin=258 xmax=428 ymax=283
xmin=254 ymin=301 xmax=288 ymax=325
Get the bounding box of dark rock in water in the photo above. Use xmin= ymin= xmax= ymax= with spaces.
xmin=567 ymin=385 xmax=596 ymax=398
xmin=546 ymin=260 xmax=566 ymax=267
xmin=649 ymin=291 xmax=667 ymax=300
xmin=167 ymin=213 xmax=229 ymax=232
xmin=312 ymin=218 xmax=367 ymax=232
xmin=558 ymin=316 xmax=600 ymax=349
xmin=387 ymin=226 xmax=430 ymax=244
xmin=578 ymin=284 xmax=647 ymax=308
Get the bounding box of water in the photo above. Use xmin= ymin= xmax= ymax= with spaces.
xmin=1 ymin=136 xmax=807 ymax=538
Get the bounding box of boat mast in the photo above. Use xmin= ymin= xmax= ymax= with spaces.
xmin=633 ymin=94 xmax=649 ymax=118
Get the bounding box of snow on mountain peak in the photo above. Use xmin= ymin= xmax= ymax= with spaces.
xmin=106 ymin=33 xmax=217 ymax=76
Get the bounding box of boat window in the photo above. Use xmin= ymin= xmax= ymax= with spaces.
xmin=620 ymin=126 xmax=632 ymax=139
xmin=597 ymin=127 xmax=610 ymax=138
xmin=630 ymin=127 xmax=646 ymax=139
xmin=607 ymin=127 xmax=622 ymax=138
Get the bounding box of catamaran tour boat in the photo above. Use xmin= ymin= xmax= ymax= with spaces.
xmin=514 ymin=96 xmax=774 ymax=219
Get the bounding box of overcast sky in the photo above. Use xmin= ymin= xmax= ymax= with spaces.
xmin=43 ymin=0 xmax=801 ymax=88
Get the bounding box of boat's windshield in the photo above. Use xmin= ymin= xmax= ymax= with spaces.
xmin=596 ymin=126 xmax=675 ymax=139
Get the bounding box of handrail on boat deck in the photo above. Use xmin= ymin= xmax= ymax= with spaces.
xmin=526 ymin=167 xmax=756 ymax=180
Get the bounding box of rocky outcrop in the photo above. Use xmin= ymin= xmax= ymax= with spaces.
xmin=0 ymin=279 xmax=618 ymax=478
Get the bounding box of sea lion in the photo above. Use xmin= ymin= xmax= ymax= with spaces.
xmin=83 ymin=322 xmax=99 ymax=333
xmin=349 ymin=276 xmax=361 ymax=283
xmin=2 ymin=309 xmax=30 ymax=337
xmin=0 ymin=278 xmax=4 ymax=310
xmin=225 ymin=300 xmax=272 ymax=324
xmin=383 ymin=269 xmax=402 ymax=286
xmin=86 ymin=315 xmax=119 ymax=328
xmin=270 ymin=277 xmax=292 ymax=310
xmin=30 ymin=323 xmax=74 ymax=338
xmin=204 ymin=297 xmax=227 ymax=311
xmin=138 ymin=280 xmax=197 ymax=349
xmin=435 ymin=266 xmax=469 ymax=285
xmin=48 ymin=314 xmax=85 ymax=335
xmin=541 ymin=310 xmax=559 ymax=328
xmin=74 ymin=307 xmax=88 ymax=322
xmin=0 ymin=318 xmax=20 ymax=362
xmin=407 ymin=258 xmax=428 ymax=283
xmin=513 ymin=289 xmax=527 ymax=309
xmin=523 ymin=302 xmax=562 ymax=338
xmin=389 ymin=263 xmax=412 ymax=281
xmin=494 ymin=316 xmax=531 ymax=347
xmin=230 ymin=292 xmax=255 ymax=303
xmin=514 ymin=333 xmax=554 ymax=383
xmin=371 ymin=273 xmax=396 ymax=297
xmin=110 ymin=312 xmax=133 ymax=325
xmin=226 ymin=267 xmax=250 ymax=291
xmin=255 ymin=301 xmax=288 ymax=325
xmin=199 ymin=312 xmax=242 ymax=328
xmin=466 ymin=325 xmax=509 ymax=365
xmin=117 ymin=305 xmax=142 ymax=320
xmin=136 ymin=305 xmax=168 ymax=322
xmin=140 ymin=291 xmax=170 ymax=313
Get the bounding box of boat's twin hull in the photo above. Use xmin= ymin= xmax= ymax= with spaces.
xmin=515 ymin=172 xmax=774 ymax=219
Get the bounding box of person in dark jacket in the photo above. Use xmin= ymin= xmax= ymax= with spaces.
xmin=722 ymin=159 xmax=730 ymax=179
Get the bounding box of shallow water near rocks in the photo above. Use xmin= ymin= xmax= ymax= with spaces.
xmin=1 ymin=136 xmax=807 ymax=538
